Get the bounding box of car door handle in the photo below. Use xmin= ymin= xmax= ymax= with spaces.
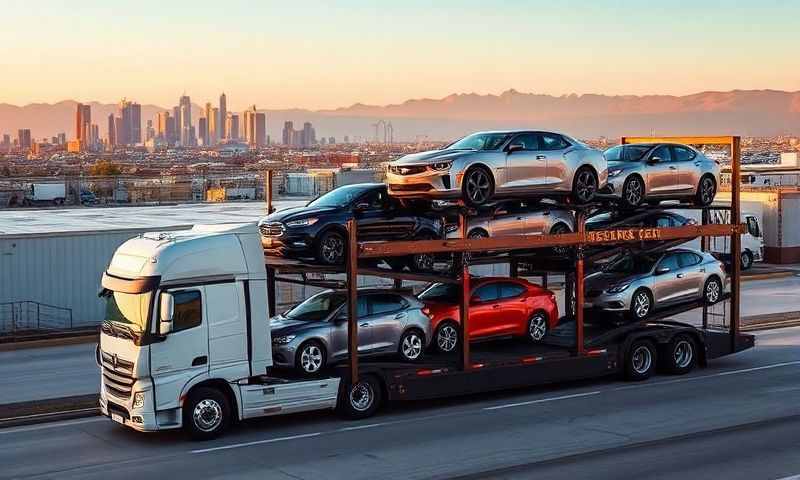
xmin=359 ymin=322 xmax=369 ymax=327
xmin=394 ymin=312 xmax=406 ymax=319
xmin=192 ymin=356 xmax=207 ymax=366
xmin=669 ymin=166 xmax=677 ymax=170
xmin=677 ymin=273 xmax=685 ymax=278
xmin=536 ymin=155 xmax=546 ymax=160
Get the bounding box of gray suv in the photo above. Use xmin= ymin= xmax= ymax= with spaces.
xmin=387 ymin=130 xmax=607 ymax=206
xmin=271 ymin=289 xmax=432 ymax=375
xmin=584 ymin=248 xmax=727 ymax=320
xmin=602 ymin=143 xmax=720 ymax=208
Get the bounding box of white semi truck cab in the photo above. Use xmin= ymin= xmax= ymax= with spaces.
xmin=97 ymin=224 xmax=340 ymax=439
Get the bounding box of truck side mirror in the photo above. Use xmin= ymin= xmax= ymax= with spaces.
xmin=159 ymin=292 xmax=175 ymax=335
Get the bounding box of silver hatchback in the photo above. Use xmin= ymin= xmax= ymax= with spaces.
xmin=602 ymin=143 xmax=720 ymax=208
xmin=271 ymin=289 xmax=433 ymax=375
xmin=387 ymin=130 xmax=607 ymax=206
xmin=584 ymin=248 xmax=727 ymax=320
xmin=445 ymin=200 xmax=575 ymax=239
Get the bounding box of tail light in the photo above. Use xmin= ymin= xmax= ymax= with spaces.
xmin=422 ymin=307 xmax=432 ymax=318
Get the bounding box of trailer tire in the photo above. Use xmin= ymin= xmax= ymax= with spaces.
xmin=337 ymin=374 xmax=382 ymax=420
xmin=663 ymin=334 xmax=696 ymax=375
xmin=741 ymin=250 xmax=753 ymax=270
xmin=625 ymin=339 xmax=657 ymax=381
xmin=183 ymin=387 xmax=231 ymax=440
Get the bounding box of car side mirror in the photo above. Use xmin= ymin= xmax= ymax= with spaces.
xmin=647 ymin=156 xmax=661 ymax=165
xmin=353 ymin=202 xmax=370 ymax=212
xmin=159 ymin=292 xmax=174 ymax=335
xmin=655 ymin=266 xmax=670 ymax=275
xmin=506 ymin=143 xmax=524 ymax=154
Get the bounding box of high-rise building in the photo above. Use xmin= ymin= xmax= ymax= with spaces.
xmin=179 ymin=95 xmax=192 ymax=146
xmin=344 ymin=135 xmax=349 ymax=143
xmin=302 ymin=122 xmax=315 ymax=147
xmin=145 ymin=120 xmax=155 ymax=142
xmin=156 ymin=111 xmax=170 ymax=142
xmin=328 ymin=136 xmax=335 ymax=145
xmin=57 ymin=133 xmax=66 ymax=145
xmin=166 ymin=116 xmax=176 ymax=145
xmin=203 ymin=102 xmax=213 ymax=145
xmin=17 ymin=129 xmax=31 ymax=150
xmin=107 ymin=114 xmax=117 ymax=147
xmin=219 ymin=93 xmax=227 ymax=140
xmin=255 ymin=113 xmax=266 ymax=147
xmin=226 ymin=113 xmax=239 ymax=140
xmin=209 ymin=107 xmax=219 ymax=144
xmin=91 ymin=124 xmax=99 ymax=148
xmin=282 ymin=121 xmax=293 ymax=145
xmin=114 ymin=117 xmax=123 ymax=147
xmin=172 ymin=105 xmax=181 ymax=141
xmin=119 ymin=99 xmax=142 ymax=146
xmin=198 ymin=117 xmax=208 ymax=146
xmin=75 ymin=103 xmax=91 ymax=144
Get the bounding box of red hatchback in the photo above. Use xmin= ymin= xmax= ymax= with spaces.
xmin=418 ymin=277 xmax=560 ymax=353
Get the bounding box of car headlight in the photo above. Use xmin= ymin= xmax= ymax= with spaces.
xmin=608 ymin=168 xmax=624 ymax=178
xmin=132 ymin=392 xmax=145 ymax=409
xmin=273 ymin=335 xmax=296 ymax=344
xmin=606 ymin=283 xmax=631 ymax=294
xmin=285 ymin=218 xmax=318 ymax=228
xmin=430 ymin=161 xmax=452 ymax=171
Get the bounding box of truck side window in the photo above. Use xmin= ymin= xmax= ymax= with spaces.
xmin=172 ymin=290 xmax=202 ymax=332
xmin=746 ymin=217 xmax=761 ymax=237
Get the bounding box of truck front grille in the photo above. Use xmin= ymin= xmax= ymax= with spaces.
xmin=101 ymin=350 xmax=135 ymax=399
xmin=259 ymin=222 xmax=285 ymax=237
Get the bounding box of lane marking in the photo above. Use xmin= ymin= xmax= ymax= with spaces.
xmin=191 ymin=432 xmax=322 ymax=454
xmin=1 ymin=407 xmax=97 ymax=421
xmin=0 ymin=416 xmax=105 ymax=435
xmin=483 ymin=391 xmax=601 ymax=411
xmin=338 ymin=422 xmax=387 ymax=432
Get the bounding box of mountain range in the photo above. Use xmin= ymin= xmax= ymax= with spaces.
xmin=2 ymin=89 xmax=799 ymax=143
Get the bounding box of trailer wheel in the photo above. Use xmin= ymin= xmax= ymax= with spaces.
xmin=183 ymin=387 xmax=231 ymax=440
xmin=663 ymin=334 xmax=696 ymax=375
xmin=338 ymin=375 xmax=382 ymax=419
xmin=741 ymin=251 xmax=753 ymax=270
xmin=625 ymin=339 xmax=657 ymax=381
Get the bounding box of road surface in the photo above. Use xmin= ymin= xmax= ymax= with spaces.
xmin=0 ymin=327 xmax=799 ymax=479
xmin=1 ymin=275 xmax=798 ymax=405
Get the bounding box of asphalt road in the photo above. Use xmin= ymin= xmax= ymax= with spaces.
xmin=0 ymin=275 xmax=798 ymax=405
xmin=1 ymin=327 xmax=799 ymax=480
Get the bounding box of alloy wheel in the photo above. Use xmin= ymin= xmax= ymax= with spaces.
xmin=633 ymin=291 xmax=651 ymax=318
xmin=465 ymin=169 xmax=491 ymax=204
xmin=192 ymin=399 xmax=223 ymax=432
xmin=701 ymin=178 xmax=716 ymax=205
xmin=401 ymin=332 xmax=423 ymax=360
xmin=437 ymin=324 xmax=458 ymax=352
xmin=528 ymin=314 xmax=547 ymax=341
xmin=412 ymin=252 xmax=435 ymax=271
xmin=349 ymin=381 xmax=375 ymax=412
xmin=321 ymin=234 xmax=344 ymax=264
xmin=300 ymin=344 xmax=324 ymax=373
xmin=631 ymin=345 xmax=653 ymax=374
xmin=706 ymin=279 xmax=720 ymax=303
xmin=625 ymin=178 xmax=643 ymax=206
xmin=575 ymin=170 xmax=597 ymax=203
xmin=673 ymin=340 xmax=694 ymax=369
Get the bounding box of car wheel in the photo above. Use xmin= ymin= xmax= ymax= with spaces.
xmin=399 ymin=329 xmax=425 ymax=362
xmin=629 ymin=288 xmax=652 ymax=320
xmin=703 ymin=276 xmax=722 ymax=304
xmin=337 ymin=374 xmax=382 ymax=419
xmin=549 ymin=223 xmax=571 ymax=256
xmin=621 ymin=175 xmax=645 ymax=209
xmin=434 ymin=321 xmax=459 ymax=353
xmin=527 ymin=311 xmax=548 ymax=343
xmin=183 ymin=387 xmax=231 ymax=440
xmin=741 ymin=250 xmax=753 ymax=270
xmin=625 ymin=339 xmax=657 ymax=381
xmin=695 ymin=176 xmax=716 ymax=206
xmin=296 ymin=340 xmax=327 ymax=376
xmin=408 ymin=236 xmax=436 ymax=272
xmin=663 ymin=334 xmax=696 ymax=375
xmin=316 ymin=230 xmax=346 ymax=265
xmin=462 ymin=166 xmax=494 ymax=207
xmin=465 ymin=229 xmax=489 ymax=259
xmin=572 ymin=167 xmax=598 ymax=204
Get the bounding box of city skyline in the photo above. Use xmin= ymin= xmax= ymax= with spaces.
xmin=2 ymin=1 xmax=799 ymax=110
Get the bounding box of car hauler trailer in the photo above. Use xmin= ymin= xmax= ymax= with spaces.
xmin=97 ymin=135 xmax=754 ymax=439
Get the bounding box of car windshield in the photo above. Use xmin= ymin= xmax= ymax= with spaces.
xmin=418 ymin=283 xmax=461 ymax=303
xmin=444 ymin=133 xmax=512 ymax=151
xmin=307 ymin=185 xmax=372 ymax=208
xmin=102 ymin=290 xmax=152 ymax=334
xmin=604 ymin=254 xmax=657 ymax=274
xmin=605 ymin=145 xmax=651 ymax=162
xmin=284 ymin=292 xmax=346 ymax=321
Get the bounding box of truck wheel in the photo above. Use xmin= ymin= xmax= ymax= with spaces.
xmin=183 ymin=387 xmax=231 ymax=440
xmin=625 ymin=339 xmax=657 ymax=381
xmin=741 ymin=251 xmax=753 ymax=270
xmin=663 ymin=334 xmax=696 ymax=375
xmin=337 ymin=375 xmax=382 ymax=419
xmin=399 ymin=329 xmax=425 ymax=362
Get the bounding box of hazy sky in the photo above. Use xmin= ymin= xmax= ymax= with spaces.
xmin=2 ymin=0 xmax=799 ymax=110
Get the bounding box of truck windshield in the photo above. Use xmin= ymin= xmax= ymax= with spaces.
xmin=102 ymin=290 xmax=152 ymax=335
xmin=285 ymin=292 xmax=346 ymax=322
xmin=444 ymin=133 xmax=512 ymax=151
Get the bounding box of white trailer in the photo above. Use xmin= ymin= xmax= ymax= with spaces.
xmin=26 ymin=183 xmax=66 ymax=205
xmin=675 ymin=208 xmax=764 ymax=269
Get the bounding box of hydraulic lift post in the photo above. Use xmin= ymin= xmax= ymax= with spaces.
xmin=346 ymin=219 xmax=359 ymax=384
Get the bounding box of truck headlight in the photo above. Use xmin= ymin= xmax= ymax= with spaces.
xmin=606 ymin=283 xmax=630 ymax=294
xmin=608 ymin=168 xmax=624 ymax=178
xmin=430 ymin=161 xmax=452 ymax=171
xmin=273 ymin=335 xmax=296 ymax=344
xmin=133 ymin=392 xmax=145 ymax=409
xmin=286 ymin=218 xmax=318 ymax=228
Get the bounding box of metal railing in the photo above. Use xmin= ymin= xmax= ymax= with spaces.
xmin=0 ymin=301 xmax=74 ymax=335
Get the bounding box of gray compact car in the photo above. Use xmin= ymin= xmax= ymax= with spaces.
xmin=445 ymin=200 xmax=575 ymax=239
xmin=584 ymin=248 xmax=727 ymax=320
xmin=387 ymin=130 xmax=607 ymax=206
xmin=271 ymin=289 xmax=432 ymax=375
xmin=601 ymin=143 xmax=720 ymax=208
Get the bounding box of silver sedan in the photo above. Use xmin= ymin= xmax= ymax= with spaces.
xmin=445 ymin=200 xmax=575 ymax=239
xmin=271 ymin=289 xmax=433 ymax=375
xmin=387 ymin=130 xmax=607 ymax=206
xmin=602 ymin=143 xmax=720 ymax=208
xmin=584 ymin=248 xmax=727 ymax=320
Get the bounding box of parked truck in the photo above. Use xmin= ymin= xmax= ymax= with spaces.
xmin=677 ymin=208 xmax=764 ymax=269
xmin=24 ymin=183 xmax=66 ymax=206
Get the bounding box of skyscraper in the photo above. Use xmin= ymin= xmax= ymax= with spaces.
xmin=119 ymin=99 xmax=142 ymax=146
xmin=75 ymin=103 xmax=91 ymax=148
xmin=302 ymin=122 xmax=315 ymax=147
xmin=172 ymin=105 xmax=181 ymax=142
xmin=226 ymin=113 xmax=239 ymax=141
xmin=219 ymin=93 xmax=227 ymax=140
xmin=255 ymin=112 xmax=266 ymax=147
xmin=243 ymin=105 xmax=266 ymax=147
xmin=198 ymin=117 xmax=208 ymax=146
xmin=145 ymin=120 xmax=155 ymax=142
xmin=282 ymin=121 xmax=293 ymax=145
xmin=156 ymin=111 xmax=170 ymax=142
xmin=210 ymin=107 xmax=219 ymax=145
xmin=17 ymin=129 xmax=31 ymax=150
xmin=179 ymin=95 xmax=192 ymax=146
xmin=204 ymin=102 xmax=212 ymax=146
xmin=107 ymin=114 xmax=116 ymax=147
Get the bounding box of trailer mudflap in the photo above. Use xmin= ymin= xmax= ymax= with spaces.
xmin=703 ymin=329 xmax=755 ymax=360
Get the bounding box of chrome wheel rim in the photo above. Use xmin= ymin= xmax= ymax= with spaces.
xmin=401 ymin=332 xmax=423 ymax=360
xmin=193 ymin=399 xmax=223 ymax=432
xmin=528 ymin=314 xmax=547 ymax=341
xmin=706 ymin=280 xmax=720 ymax=303
xmin=321 ymin=235 xmax=344 ymax=263
xmin=741 ymin=252 xmax=752 ymax=269
xmin=631 ymin=345 xmax=653 ymax=374
xmin=633 ymin=292 xmax=650 ymax=318
xmin=625 ymin=178 xmax=643 ymax=206
xmin=349 ymin=381 xmax=374 ymax=412
xmin=575 ymin=170 xmax=597 ymax=203
xmin=300 ymin=344 xmax=324 ymax=373
xmin=437 ymin=325 xmax=458 ymax=352
xmin=701 ymin=178 xmax=715 ymax=204
xmin=466 ymin=169 xmax=491 ymax=204
xmin=413 ymin=252 xmax=435 ymax=271
xmin=673 ymin=340 xmax=693 ymax=369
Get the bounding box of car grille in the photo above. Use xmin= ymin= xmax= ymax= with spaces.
xmin=101 ymin=350 xmax=135 ymax=399
xmin=390 ymin=165 xmax=428 ymax=175
xmin=259 ymin=222 xmax=285 ymax=237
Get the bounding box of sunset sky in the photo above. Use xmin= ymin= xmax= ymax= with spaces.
xmin=2 ymin=0 xmax=799 ymax=110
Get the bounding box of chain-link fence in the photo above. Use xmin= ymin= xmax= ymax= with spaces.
xmin=0 ymin=301 xmax=75 ymax=336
